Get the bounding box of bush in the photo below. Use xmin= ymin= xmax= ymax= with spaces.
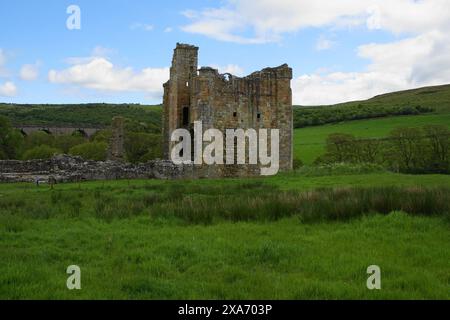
xmin=0 ymin=115 xmax=24 ymax=159
xmin=91 ymin=129 xmax=112 ymax=143
xmin=54 ymin=134 xmax=86 ymax=153
xmin=125 ymin=132 xmax=162 ymax=163
xmin=319 ymin=125 xmax=450 ymax=174
xmin=69 ymin=142 xmax=108 ymax=161
xmin=22 ymin=145 xmax=61 ymax=160
xmin=293 ymin=158 xmax=304 ymax=170
xmin=25 ymin=131 xmax=54 ymax=149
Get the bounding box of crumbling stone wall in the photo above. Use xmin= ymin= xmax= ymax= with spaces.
xmin=163 ymin=43 xmax=293 ymax=177
xmin=0 ymin=155 xmax=198 ymax=183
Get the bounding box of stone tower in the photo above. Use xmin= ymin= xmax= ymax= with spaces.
xmin=108 ymin=116 xmax=125 ymax=161
xmin=163 ymin=43 xmax=293 ymax=177
xmin=162 ymin=43 xmax=198 ymax=159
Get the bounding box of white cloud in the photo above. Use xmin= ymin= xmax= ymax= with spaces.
xmin=48 ymin=57 xmax=169 ymax=100
xmin=293 ymin=31 xmax=450 ymax=105
xmin=0 ymin=81 xmax=17 ymax=97
xmin=181 ymin=8 xmax=275 ymax=44
xmin=182 ymin=0 xmax=450 ymax=43
xmin=20 ymin=62 xmax=40 ymax=81
xmin=315 ymin=36 xmax=335 ymax=51
xmin=63 ymin=46 xmax=116 ymax=65
xmin=164 ymin=27 xmax=173 ymax=33
xmin=364 ymin=0 xmax=450 ymax=34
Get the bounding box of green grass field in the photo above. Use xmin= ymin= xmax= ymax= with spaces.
xmin=295 ymin=113 xmax=450 ymax=164
xmin=1 ymin=174 xmax=449 ymax=299
xmin=2 ymin=212 xmax=449 ymax=299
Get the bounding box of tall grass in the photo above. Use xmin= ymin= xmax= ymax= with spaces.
xmin=149 ymin=186 xmax=449 ymax=224
xmin=0 ymin=183 xmax=448 ymax=225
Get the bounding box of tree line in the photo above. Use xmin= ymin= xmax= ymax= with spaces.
xmin=317 ymin=125 xmax=450 ymax=174
xmin=294 ymin=104 xmax=433 ymax=128
xmin=0 ymin=115 xmax=162 ymax=163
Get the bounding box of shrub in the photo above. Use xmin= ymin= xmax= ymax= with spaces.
xmin=69 ymin=142 xmax=108 ymax=161
xmin=125 ymin=132 xmax=162 ymax=163
xmin=54 ymin=134 xmax=86 ymax=153
xmin=0 ymin=115 xmax=24 ymax=159
xmin=22 ymin=145 xmax=61 ymax=160
xmin=25 ymin=131 xmax=54 ymax=149
xmin=293 ymin=158 xmax=303 ymax=170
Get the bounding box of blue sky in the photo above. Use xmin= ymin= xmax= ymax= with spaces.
xmin=1 ymin=0 xmax=449 ymax=105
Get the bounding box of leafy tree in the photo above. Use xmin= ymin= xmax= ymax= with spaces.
xmin=69 ymin=142 xmax=108 ymax=161
xmin=22 ymin=145 xmax=61 ymax=160
xmin=0 ymin=115 xmax=24 ymax=159
xmin=423 ymin=125 xmax=449 ymax=173
xmin=91 ymin=129 xmax=112 ymax=143
xmin=125 ymin=132 xmax=162 ymax=163
xmin=325 ymin=133 xmax=356 ymax=163
xmin=355 ymin=139 xmax=381 ymax=163
xmin=389 ymin=127 xmax=424 ymax=172
xmin=54 ymin=134 xmax=86 ymax=153
xmin=25 ymin=131 xmax=54 ymax=149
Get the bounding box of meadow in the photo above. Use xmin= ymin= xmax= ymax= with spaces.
xmin=1 ymin=173 xmax=449 ymax=299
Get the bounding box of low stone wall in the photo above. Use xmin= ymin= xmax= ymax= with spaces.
xmin=0 ymin=155 xmax=195 ymax=183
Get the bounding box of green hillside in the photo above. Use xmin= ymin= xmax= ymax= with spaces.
xmin=0 ymin=103 xmax=162 ymax=127
xmin=359 ymin=84 xmax=450 ymax=113
xmin=294 ymin=84 xmax=450 ymax=128
xmin=295 ymin=113 xmax=450 ymax=164
xmin=296 ymin=84 xmax=450 ymax=112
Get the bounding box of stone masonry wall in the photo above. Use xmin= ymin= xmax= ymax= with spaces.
xmin=0 ymin=155 xmax=199 ymax=183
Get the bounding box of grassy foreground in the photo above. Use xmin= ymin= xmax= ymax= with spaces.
xmin=1 ymin=213 xmax=449 ymax=299
xmin=1 ymin=173 xmax=449 ymax=299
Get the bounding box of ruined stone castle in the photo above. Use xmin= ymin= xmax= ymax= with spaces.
xmin=0 ymin=43 xmax=294 ymax=183
xmin=162 ymin=43 xmax=293 ymax=177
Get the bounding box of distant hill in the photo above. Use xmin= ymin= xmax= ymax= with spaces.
xmin=1 ymin=84 xmax=449 ymax=129
xmin=0 ymin=103 xmax=162 ymax=128
xmin=294 ymin=84 xmax=450 ymax=128
xmin=297 ymin=84 xmax=450 ymax=112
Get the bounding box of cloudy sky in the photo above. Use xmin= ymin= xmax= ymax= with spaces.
xmin=1 ymin=0 xmax=449 ymax=105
